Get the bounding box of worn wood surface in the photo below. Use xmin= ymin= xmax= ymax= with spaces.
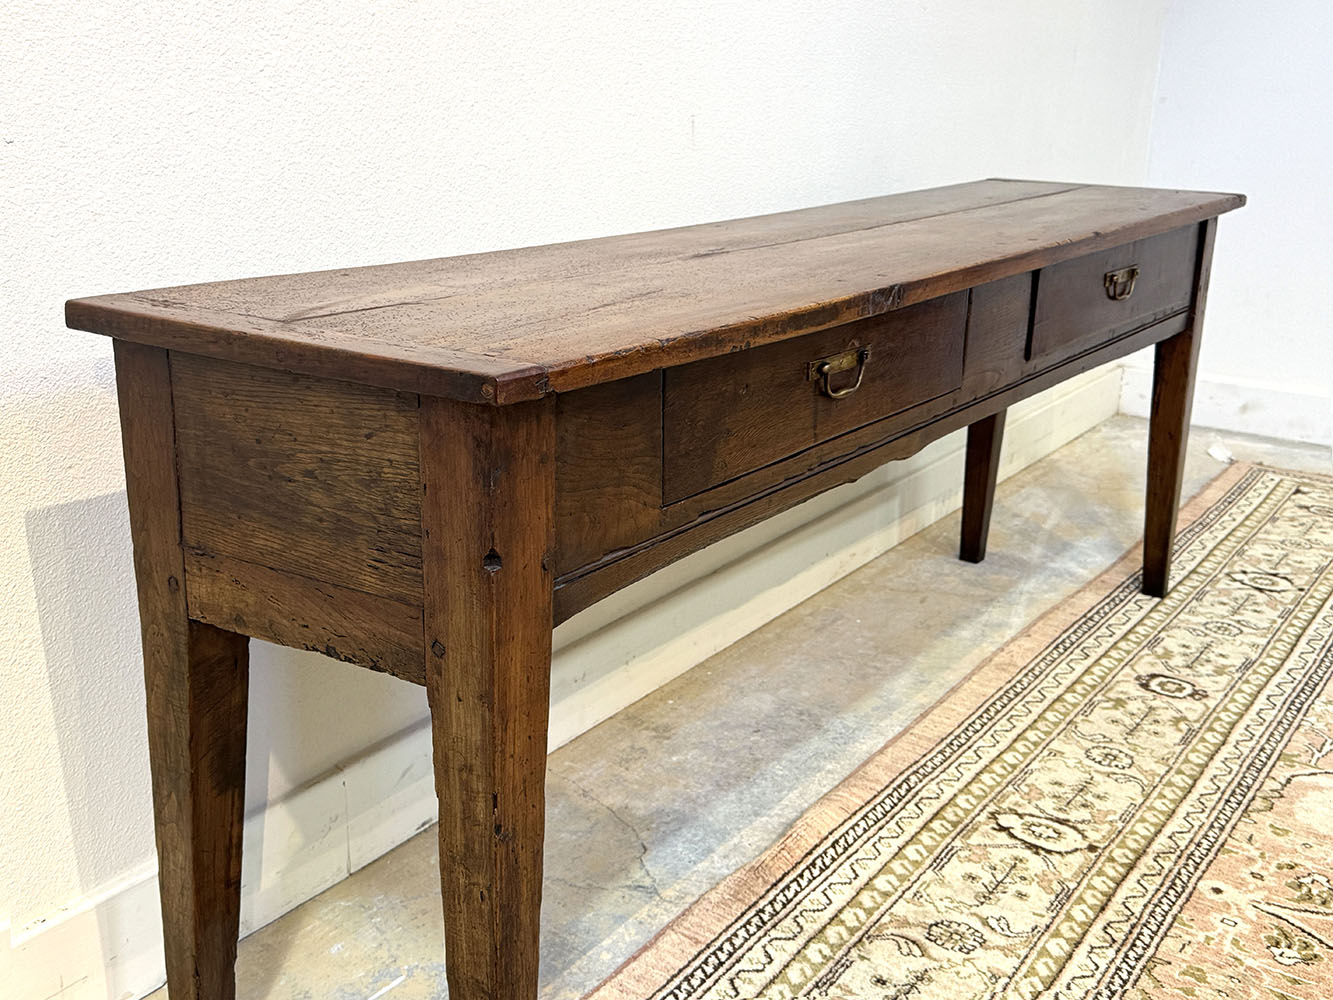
xmin=552 ymin=307 xmax=1190 ymax=620
xmin=960 ymin=410 xmax=1007 ymax=563
xmin=1030 ymin=224 xmax=1197 ymax=363
xmin=184 ymin=550 xmax=424 ymax=684
xmin=961 ymin=273 xmax=1034 ymax=400
xmin=172 ymin=352 xmax=423 ymax=601
xmin=554 ymin=372 xmax=664 ymax=573
xmin=549 ymin=220 xmax=1202 ymax=619
xmin=157 ymin=219 xmax=1215 ymax=649
xmin=68 ymin=181 xmax=1243 ymax=402
xmin=663 ymin=292 xmax=967 ymax=502
xmin=420 ymin=395 xmax=555 ymax=999
xmin=114 ymin=341 xmax=249 ymax=1000
xmin=1143 ymin=218 xmax=1216 ymax=597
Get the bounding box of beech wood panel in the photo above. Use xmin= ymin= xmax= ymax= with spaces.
xmin=68 ymin=182 xmax=1243 ymax=402
xmin=663 ymin=292 xmax=967 ymax=501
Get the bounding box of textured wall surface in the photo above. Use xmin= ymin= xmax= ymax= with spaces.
xmin=1123 ymin=0 xmax=1333 ymax=445
xmin=1 ymin=0 xmax=1171 ymax=947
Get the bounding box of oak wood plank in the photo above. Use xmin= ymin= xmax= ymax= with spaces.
xmin=184 ymin=550 xmax=425 ymax=684
xmin=420 ymin=395 xmax=555 ymax=999
xmin=554 ymin=372 xmax=664 ymax=573
xmin=171 ymin=352 xmax=423 ymax=602
xmin=113 ymin=341 xmax=249 ymax=1000
xmin=68 ymin=182 xmax=1243 ymax=401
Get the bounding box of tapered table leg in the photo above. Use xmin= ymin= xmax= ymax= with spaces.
xmin=1143 ymin=218 xmax=1216 ymax=598
xmin=960 ymin=409 xmax=1007 ymax=563
xmin=115 ymin=341 xmax=249 ymax=999
xmin=1142 ymin=327 xmax=1203 ymax=596
xmin=420 ymin=394 xmax=555 ymax=1000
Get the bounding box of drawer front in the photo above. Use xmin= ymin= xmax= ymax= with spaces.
xmin=663 ymin=291 xmax=967 ymax=502
xmin=1030 ymin=225 xmax=1198 ymax=364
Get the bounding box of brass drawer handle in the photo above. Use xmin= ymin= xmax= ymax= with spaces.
xmin=807 ymin=346 xmax=871 ymax=399
xmin=1104 ymin=265 xmax=1140 ymax=301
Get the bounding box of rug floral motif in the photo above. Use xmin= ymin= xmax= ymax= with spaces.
xmin=591 ymin=465 xmax=1333 ymax=999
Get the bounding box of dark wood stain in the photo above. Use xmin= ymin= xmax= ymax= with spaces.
xmin=663 ymin=292 xmax=968 ymax=502
xmin=1143 ymin=218 xmax=1217 ymax=596
xmin=960 ymin=410 xmax=1007 ymax=563
xmin=1029 ymin=225 xmax=1198 ymax=363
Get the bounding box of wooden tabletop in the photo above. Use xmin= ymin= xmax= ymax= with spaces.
xmin=67 ymin=179 xmax=1243 ymax=404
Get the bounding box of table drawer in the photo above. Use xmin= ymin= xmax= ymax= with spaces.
xmin=663 ymin=291 xmax=967 ymax=502
xmin=1029 ymin=224 xmax=1198 ymax=364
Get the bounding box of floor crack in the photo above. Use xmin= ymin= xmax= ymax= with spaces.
xmin=560 ymin=774 xmax=665 ymax=901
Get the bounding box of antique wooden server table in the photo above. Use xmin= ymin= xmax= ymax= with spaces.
xmin=66 ymin=179 xmax=1243 ymax=999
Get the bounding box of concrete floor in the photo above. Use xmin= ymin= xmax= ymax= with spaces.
xmin=146 ymin=416 xmax=1331 ymax=1000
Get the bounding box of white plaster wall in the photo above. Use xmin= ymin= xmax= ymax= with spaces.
xmin=2 ymin=0 xmax=1170 ymax=975
xmin=1121 ymin=0 xmax=1333 ymax=446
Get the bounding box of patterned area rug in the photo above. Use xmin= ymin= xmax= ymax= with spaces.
xmin=590 ymin=464 xmax=1333 ymax=999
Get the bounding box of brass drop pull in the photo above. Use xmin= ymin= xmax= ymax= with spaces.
xmin=1104 ymin=265 xmax=1140 ymax=301
xmin=807 ymin=346 xmax=871 ymax=399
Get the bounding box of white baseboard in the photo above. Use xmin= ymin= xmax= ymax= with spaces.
xmin=1 ymin=866 xmax=163 ymax=1000
xmin=4 ymin=366 xmax=1122 ymax=1000
xmin=1120 ymin=363 xmax=1331 ymax=446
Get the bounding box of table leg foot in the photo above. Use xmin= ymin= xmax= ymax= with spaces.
xmin=1143 ymin=219 xmax=1214 ymax=598
xmin=960 ymin=409 xmax=1006 ymax=563
xmin=1143 ymin=326 xmax=1202 ymax=597
xmin=148 ymin=623 xmax=250 ymax=999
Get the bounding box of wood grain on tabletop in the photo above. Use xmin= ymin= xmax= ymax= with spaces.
xmin=66 ymin=181 xmax=1244 ymax=402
